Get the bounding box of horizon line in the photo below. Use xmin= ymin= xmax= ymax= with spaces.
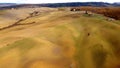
xmin=0 ymin=1 xmax=119 ymax=4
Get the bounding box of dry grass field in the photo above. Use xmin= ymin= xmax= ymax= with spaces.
xmin=0 ymin=7 xmax=120 ymax=68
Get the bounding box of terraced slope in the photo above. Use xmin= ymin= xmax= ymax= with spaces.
xmin=0 ymin=9 xmax=120 ymax=68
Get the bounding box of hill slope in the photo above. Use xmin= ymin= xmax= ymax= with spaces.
xmin=0 ymin=8 xmax=120 ymax=68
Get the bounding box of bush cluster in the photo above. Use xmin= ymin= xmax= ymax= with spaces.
xmin=72 ymin=7 xmax=120 ymax=20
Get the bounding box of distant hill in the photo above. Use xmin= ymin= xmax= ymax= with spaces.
xmin=112 ymin=3 xmax=120 ymax=6
xmin=39 ymin=2 xmax=113 ymax=7
xmin=0 ymin=2 xmax=120 ymax=9
xmin=40 ymin=2 xmax=120 ymax=7
xmin=0 ymin=3 xmax=16 ymax=7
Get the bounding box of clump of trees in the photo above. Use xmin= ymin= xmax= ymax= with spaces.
xmin=70 ymin=8 xmax=81 ymax=11
xmin=74 ymin=7 xmax=120 ymax=20
xmin=101 ymin=8 xmax=120 ymax=20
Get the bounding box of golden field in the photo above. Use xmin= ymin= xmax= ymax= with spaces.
xmin=0 ymin=7 xmax=120 ymax=68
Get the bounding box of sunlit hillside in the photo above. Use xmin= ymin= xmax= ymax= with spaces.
xmin=0 ymin=7 xmax=120 ymax=68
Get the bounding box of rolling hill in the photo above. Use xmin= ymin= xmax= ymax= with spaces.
xmin=0 ymin=8 xmax=120 ymax=68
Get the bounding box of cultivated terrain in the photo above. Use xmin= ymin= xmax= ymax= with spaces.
xmin=0 ymin=7 xmax=120 ymax=68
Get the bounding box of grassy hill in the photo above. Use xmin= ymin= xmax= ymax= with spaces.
xmin=0 ymin=8 xmax=120 ymax=68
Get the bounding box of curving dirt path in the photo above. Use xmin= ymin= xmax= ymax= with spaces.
xmin=0 ymin=11 xmax=39 ymax=31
